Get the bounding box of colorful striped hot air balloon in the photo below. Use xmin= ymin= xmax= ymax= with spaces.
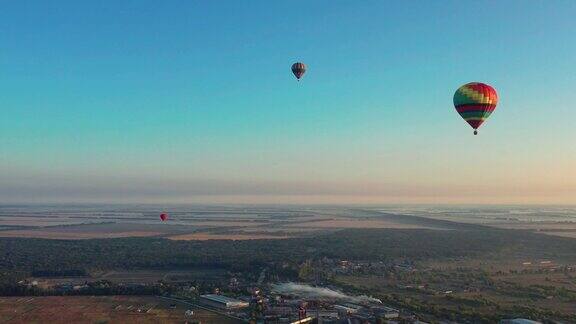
xmin=453 ymin=82 xmax=498 ymax=135
xmin=291 ymin=62 xmax=306 ymax=80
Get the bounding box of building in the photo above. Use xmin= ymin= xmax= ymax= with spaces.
xmin=266 ymin=306 xmax=293 ymax=316
xmin=372 ymin=305 xmax=400 ymax=319
xmin=334 ymin=304 xmax=362 ymax=316
xmin=199 ymin=294 xmax=249 ymax=310
xmin=315 ymin=310 xmax=339 ymax=320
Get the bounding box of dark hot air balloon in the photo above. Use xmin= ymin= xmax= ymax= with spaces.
xmin=160 ymin=213 xmax=168 ymax=221
xmin=453 ymin=82 xmax=498 ymax=135
xmin=291 ymin=62 xmax=306 ymax=80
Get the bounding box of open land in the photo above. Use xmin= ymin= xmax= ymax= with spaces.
xmin=2 ymin=205 xmax=576 ymax=323
xmin=0 ymin=296 xmax=242 ymax=324
xmin=0 ymin=206 xmax=448 ymax=240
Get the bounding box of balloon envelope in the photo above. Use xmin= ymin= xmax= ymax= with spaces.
xmin=453 ymin=82 xmax=498 ymax=133
xmin=160 ymin=213 xmax=168 ymax=221
xmin=291 ymin=62 xmax=306 ymax=80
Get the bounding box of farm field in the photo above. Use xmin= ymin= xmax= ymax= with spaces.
xmin=0 ymin=296 xmax=243 ymax=324
xmin=370 ymin=206 xmax=576 ymax=239
xmin=1 ymin=205 xmax=574 ymax=244
xmin=168 ymin=232 xmax=289 ymax=240
xmin=0 ymin=206 xmax=450 ymax=240
xmin=0 ymin=230 xmax=163 ymax=239
xmin=284 ymin=218 xmax=437 ymax=229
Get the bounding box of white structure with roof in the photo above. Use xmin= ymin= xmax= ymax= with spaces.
xmin=199 ymin=294 xmax=249 ymax=310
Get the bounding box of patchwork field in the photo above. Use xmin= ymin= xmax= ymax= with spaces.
xmin=0 ymin=230 xmax=163 ymax=239
xmin=0 ymin=296 xmax=242 ymax=324
xmin=4 ymin=205 xmax=573 ymax=241
xmin=0 ymin=206 xmax=449 ymax=240
xmin=285 ymin=218 xmax=433 ymax=229
xmin=169 ymin=232 xmax=289 ymax=240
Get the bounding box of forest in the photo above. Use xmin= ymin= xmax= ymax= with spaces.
xmin=2 ymin=227 xmax=576 ymax=284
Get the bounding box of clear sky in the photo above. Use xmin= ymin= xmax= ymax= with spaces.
xmin=1 ymin=1 xmax=575 ymax=204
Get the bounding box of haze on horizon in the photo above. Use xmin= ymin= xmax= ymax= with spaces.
xmin=1 ymin=1 xmax=575 ymax=205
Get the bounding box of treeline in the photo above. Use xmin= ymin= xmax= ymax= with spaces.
xmin=0 ymin=280 xmax=163 ymax=297
xmin=1 ymin=228 xmax=575 ymax=282
xmin=31 ymin=269 xmax=88 ymax=277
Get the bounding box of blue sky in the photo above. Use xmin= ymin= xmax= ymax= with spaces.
xmin=1 ymin=1 xmax=575 ymax=203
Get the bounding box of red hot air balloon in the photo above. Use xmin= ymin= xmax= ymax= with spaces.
xmin=453 ymin=82 xmax=498 ymax=135
xmin=291 ymin=62 xmax=306 ymax=80
xmin=160 ymin=213 xmax=168 ymax=221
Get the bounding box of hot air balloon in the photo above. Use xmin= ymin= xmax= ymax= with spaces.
xmin=160 ymin=213 xmax=168 ymax=221
xmin=453 ymin=82 xmax=498 ymax=135
xmin=291 ymin=62 xmax=306 ymax=81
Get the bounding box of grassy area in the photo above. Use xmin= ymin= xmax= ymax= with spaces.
xmin=0 ymin=296 xmax=243 ymax=324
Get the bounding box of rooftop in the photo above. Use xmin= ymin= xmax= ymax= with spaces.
xmin=200 ymin=294 xmax=246 ymax=304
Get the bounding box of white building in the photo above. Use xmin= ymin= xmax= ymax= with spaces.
xmin=199 ymin=294 xmax=249 ymax=310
